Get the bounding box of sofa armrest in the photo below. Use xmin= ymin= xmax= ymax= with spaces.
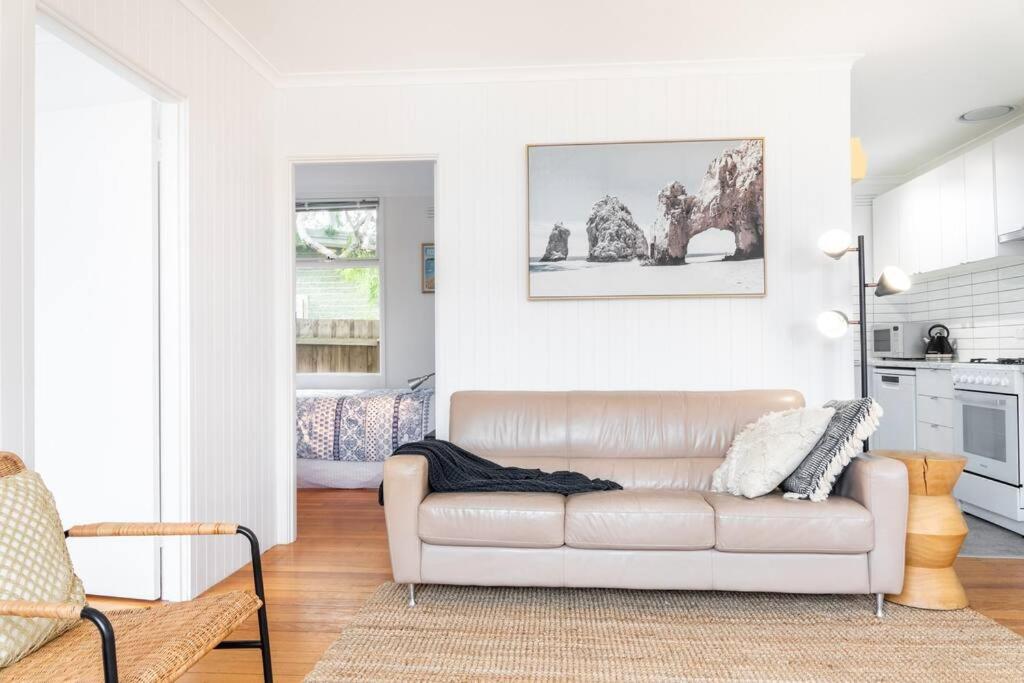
xmin=383 ymin=455 xmax=430 ymax=584
xmin=837 ymin=453 xmax=909 ymax=594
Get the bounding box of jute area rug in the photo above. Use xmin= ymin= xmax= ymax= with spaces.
xmin=306 ymin=582 xmax=1024 ymax=682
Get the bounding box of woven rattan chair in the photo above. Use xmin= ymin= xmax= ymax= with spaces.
xmin=0 ymin=452 xmax=273 ymax=682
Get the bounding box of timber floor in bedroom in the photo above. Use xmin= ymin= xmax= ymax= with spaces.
xmin=93 ymin=489 xmax=1024 ymax=681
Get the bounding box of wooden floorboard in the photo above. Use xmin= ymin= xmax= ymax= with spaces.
xmin=93 ymin=488 xmax=1024 ymax=681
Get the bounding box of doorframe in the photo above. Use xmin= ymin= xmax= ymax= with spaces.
xmin=276 ymin=153 xmax=439 ymax=544
xmin=35 ymin=6 xmax=194 ymax=601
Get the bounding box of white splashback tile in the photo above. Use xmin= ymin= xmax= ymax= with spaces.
xmin=865 ymin=258 xmax=1024 ymax=360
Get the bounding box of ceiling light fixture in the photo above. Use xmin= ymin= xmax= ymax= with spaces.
xmin=958 ymin=105 xmax=1017 ymax=123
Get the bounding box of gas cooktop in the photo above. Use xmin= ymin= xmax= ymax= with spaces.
xmin=967 ymin=358 xmax=1024 ymax=365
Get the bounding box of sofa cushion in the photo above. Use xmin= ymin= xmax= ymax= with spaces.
xmin=565 ymin=490 xmax=715 ymax=550
xmin=418 ymin=492 xmax=564 ymax=548
xmin=705 ymin=492 xmax=873 ymax=554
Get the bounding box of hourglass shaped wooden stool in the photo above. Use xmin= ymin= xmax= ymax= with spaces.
xmin=877 ymin=450 xmax=969 ymax=610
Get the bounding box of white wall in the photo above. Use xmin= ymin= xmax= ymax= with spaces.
xmin=1 ymin=0 xmax=287 ymax=599
xmin=0 ymin=0 xmax=35 ymax=465
xmin=295 ymin=161 xmax=435 ymax=390
xmin=281 ymin=62 xmax=856 ymax=435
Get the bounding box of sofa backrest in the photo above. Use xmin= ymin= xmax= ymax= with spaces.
xmin=448 ymin=390 xmax=804 ymax=489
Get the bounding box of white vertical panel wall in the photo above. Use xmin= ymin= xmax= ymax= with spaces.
xmin=29 ymin=0 xmax=283 ymax=597
xmin=0 ymin=0 xmax=35 ymax=465
xmin=282 ymin=64 xmax=856 ymax=434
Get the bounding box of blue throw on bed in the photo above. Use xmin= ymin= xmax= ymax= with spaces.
xmin=296 ymin=389 xmax=433 ymax=462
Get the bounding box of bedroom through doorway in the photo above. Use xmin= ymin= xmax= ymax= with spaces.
xmin=293 ymin=160 xmax=436 ymax=490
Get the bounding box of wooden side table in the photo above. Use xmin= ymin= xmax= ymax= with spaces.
xmin=876 ymin=450 xmax=969 ymax=610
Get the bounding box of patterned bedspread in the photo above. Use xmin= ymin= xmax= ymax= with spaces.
xmin=296 ymin=389 xmax=433 ymax=462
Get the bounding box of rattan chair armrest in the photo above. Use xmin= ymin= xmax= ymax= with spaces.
xmin=0 ymin=600 xmax=84 ymax=620
xmin=66 ymin=522 xmax=239 ymax=538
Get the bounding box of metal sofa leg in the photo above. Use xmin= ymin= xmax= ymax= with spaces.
xmin=408 ymin=584 xmax=416 ymax=608
xmin=875 ymin=592 xmax=885 ymax=618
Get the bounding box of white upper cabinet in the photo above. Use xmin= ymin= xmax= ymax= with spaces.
xmin=995 ymin=124 xmax=1024 ymax=239
xmin=914 ymin=169 xmax=942 ymax=273
xmin=964 ymin=141 xmax=997 ymax=262
xmin=872 ymin=124 xmax=1023 ymax=275
xmin=896 ymin=179 xmax=918 ymax=274
xmin=938 ymin=156 xmax=967 ymax=269
xmin=872 ymin=189 xmax=900 ymax=275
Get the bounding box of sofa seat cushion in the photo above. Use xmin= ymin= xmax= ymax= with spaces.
xmin=705 ymin=492 xmax=873 ymax=554
xmin=418 ymin=492 xmax=564 ymax=548
xmin=565 ymin=490 xmax=715 ymax=550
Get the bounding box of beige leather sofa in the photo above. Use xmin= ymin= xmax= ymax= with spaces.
xmin=384 ymin=390 xmax=908 ymax=614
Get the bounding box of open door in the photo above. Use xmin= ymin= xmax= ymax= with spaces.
xmin=33 ymin=25 xmax=162 ymax=599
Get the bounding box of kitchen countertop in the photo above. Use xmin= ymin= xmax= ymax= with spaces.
xmin=856 ymin=359 xmax=957 ymax=370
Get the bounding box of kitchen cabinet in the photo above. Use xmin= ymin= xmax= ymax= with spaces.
xmin=917 ymin=422 xmax=954 ymax=452
xmin=871 ymin=124 xmax=1023 ymax=275
xmin=896 ymin=180 xmax=918 ymax=275
xmin=871 ymin=190 xmax=900 ymax=273
xmin=938 ymin=157 xmax=967 ymax=268
xmin=916 ymin=367 xmax=954 ymax=453
xmin=964 ymin=141 xmax=997 ymax=262
xmin=913 ymin=171 xmax=942 ymax=273
xmin=995 ymin=123 xmax=1024 ymax=240
xmin=917 ymin=367 xmax=953 ymax=398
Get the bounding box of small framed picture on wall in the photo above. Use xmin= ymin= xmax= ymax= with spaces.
xmin=421 ymin=242 xmax=435 ymax=293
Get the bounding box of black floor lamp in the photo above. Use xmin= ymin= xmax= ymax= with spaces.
xmin=815 ymin=230 xmax=911 ymax=400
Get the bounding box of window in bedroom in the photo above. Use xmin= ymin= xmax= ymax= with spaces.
xmin=295 ymin=199 xmax=382 ymax=375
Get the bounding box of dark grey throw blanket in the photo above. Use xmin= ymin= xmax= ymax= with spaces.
xmin=392 ymin=439 xmax=622 ymax=494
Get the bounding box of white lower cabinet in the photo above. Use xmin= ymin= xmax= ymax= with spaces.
xmin=917 ymin=422 xmax=954 ymax=452
xmin=916 ymin=367 xmax=953 ymax=399
xmin=915 ymin=367 xmax=954 ymax=453
xmin=916 ymin=395 xmax=954 ymax=426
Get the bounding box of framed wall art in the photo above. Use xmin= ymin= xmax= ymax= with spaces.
xmin=527 ymin=138 xmax=765 ymax=299
xmin=421 ymin=242 xmax=435 ymax=293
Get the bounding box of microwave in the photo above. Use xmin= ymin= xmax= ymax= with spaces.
xmin=871 ymin=322 xmax=925 ymax=359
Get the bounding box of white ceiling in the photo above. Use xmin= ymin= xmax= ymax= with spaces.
xmin=207 ymin=0 xmax=1024 ymax=178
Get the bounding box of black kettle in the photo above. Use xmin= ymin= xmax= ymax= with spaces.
xmin=924 ymin=324 xmax=954 ymax=356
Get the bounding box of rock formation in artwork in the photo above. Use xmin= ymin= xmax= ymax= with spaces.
xmin=540 ymin=222 xmax=570 ymax=261
xmin=586 ymin=196 xmax=649 ymax=262
xmin=648 ymin=139 xmax=764 ymax=264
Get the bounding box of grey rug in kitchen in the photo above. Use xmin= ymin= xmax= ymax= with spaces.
xmin=960 ymin=513 xmax=1024 ymax=559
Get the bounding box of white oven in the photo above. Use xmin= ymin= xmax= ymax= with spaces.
xmin=953 ymin=388 xmax=1020 ymax=486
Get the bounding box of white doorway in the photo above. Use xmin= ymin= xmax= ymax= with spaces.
xmin=291 ymin=159 xmax=437 ymax=490
xmin=33 ymin=22 xmax=181 ymax=600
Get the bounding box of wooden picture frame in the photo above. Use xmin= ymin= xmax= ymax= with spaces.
xmin=527 ymin=137 xmax=765 ymax=300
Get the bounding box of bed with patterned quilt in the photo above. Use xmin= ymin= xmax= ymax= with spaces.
xmin=296 ymin=388 xmax=435 ymax=488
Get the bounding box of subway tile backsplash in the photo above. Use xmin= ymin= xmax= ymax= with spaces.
xmin=857 ymin=257 xmax=1024 ymax=360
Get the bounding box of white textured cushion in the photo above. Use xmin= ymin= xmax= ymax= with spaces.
xmin=0 ymin=470 xmax=86 ymax=667
xmin=711 ymin=407 xmax=835 ymax=499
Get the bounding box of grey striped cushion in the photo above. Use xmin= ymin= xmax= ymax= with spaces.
xmin=781 ymin=398 xmax=879 ymax=502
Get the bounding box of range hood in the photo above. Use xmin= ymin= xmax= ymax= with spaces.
xmin=999 ymin=226 xmax=1024 ymax=243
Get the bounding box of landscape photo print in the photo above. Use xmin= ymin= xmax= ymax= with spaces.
xmin=527 ymin=138 xmax=765 ymax=299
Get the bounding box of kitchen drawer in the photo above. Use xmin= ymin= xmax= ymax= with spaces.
xmin=917 ymin=421 xmax=954 ymax=453
xmin=916 ymin=368 xmax=953 ymax=399
xmin=916 ymin=395 xmax=954 ymax=427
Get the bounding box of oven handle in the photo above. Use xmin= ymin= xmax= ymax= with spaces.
xmin=954 ymin=389 xmax=1017 ymax=409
